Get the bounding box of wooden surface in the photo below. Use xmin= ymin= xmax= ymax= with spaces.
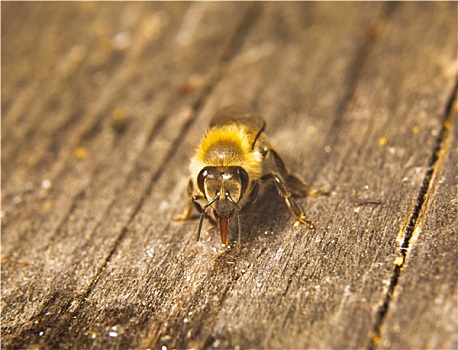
xmin=2 ymin=2 xmax=456 ymax=349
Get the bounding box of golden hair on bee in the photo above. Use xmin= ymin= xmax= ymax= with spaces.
xmin=174 ymin=106 xmax=326 ymax=250
xmin=190 ymin=124 xmax=263 ymax=183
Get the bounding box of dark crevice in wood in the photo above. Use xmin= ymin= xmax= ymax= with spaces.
xmin=4 ymin=185 xmax=87 ymax=259
xmin=280 ymin=232 xmax=310 ymax=298
xmin=2 ymin=105 xmax=81 ymax=182
xmin=145 ymin=111 xmax=170 ymax=146
xmin=219 ymin=3 xmax=262 ymax=64
xmin=325 ymin=2 xmax=398 ymax=152
xmin=368 ymin=78 xmax=458 ymax=350
xmin=45 ymin=189 xmax=88 ymax=245
xmin=187 ymin=2 xmax=262 ymax=116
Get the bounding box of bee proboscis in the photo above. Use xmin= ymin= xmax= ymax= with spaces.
xmin=174 ymin=106 xmax=324 ymax=248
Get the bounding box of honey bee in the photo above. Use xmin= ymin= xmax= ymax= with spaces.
xmin=174 ymin=106 xmax=324 ymax=248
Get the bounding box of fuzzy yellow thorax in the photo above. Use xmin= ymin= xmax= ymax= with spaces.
xmin=190 ymin=125 xmax=263 ymax=179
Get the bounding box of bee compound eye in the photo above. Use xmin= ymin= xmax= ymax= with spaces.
xmin=236 ymin=167 xmax=249 ymax=197
xmin=197 ymin=167 xmax=210 ymax=194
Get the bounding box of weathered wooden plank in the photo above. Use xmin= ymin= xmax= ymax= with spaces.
xmin=1 ymin=2 xmax=456 ymax=350
xmin=57 ymin=3 xmax=390 ymax=349
xmin=379 ymin=108 xmax=457 ymax=349
xmin=2 ymin=1 xmax=256 ymax=346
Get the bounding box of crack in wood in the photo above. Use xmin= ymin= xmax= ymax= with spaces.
xmin=368 ymin=79 xmax=458 ymax=349
xmin=324 ymin=2 xmax=398 ymax=154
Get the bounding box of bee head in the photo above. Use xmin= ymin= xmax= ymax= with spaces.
xmin=197 ymin=166 xmax=249 ymax=216
xmin=197 ymin=166 xmax=249 ymax=245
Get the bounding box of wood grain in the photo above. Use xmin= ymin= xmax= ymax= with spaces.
xmin=2 ymin=2 xmax=456 ymax=349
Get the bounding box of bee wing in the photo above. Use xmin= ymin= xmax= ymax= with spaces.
xmin=209 ymin=105 xmax=266 ymax=133
xmin=268 ymin=148 xmax=310 ymax=198
xmin=285 ymin=173 xmax=310 ymax=198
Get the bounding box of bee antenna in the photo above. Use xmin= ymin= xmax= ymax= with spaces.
xmin=225 ymin=192 xmax=241 ymax=210
xmin=196 ymin=212 xmax=205 ymax=242
xmin=196 ymin=196 xmax=218 ymax=242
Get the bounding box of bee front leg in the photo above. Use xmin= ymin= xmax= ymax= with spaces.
xmin=173 ymin=179 xmax=217 ymax=242
xmin=173 ymin=179 xmax=199 ymax=221
xmin=261 ymin=172 xmax=314 ymax=229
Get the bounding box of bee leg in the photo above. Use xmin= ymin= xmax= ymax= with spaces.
xmin=261 ymin=172 xmax=314 ymax=229
xmin=173 ymin=179 xmax=194 ymax=221
xmin=267 ymin=148 xmax=288 ymax=174
xmin=246 ymin=181 xmax=260 ymax=205
xmin=269 ymin=149 xmax=328 ymax=198
xmin=173 ymin=179 xmax=206 ymax=221
xmin=196 ymin=197 xmax=219 ymax=242
xmin=286 ymin=172 xmax=329 ymax=197
xmin=304 ymin=187 xmax=329 ymax=197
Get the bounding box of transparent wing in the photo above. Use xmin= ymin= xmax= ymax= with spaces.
xmin=285 ymin=173 xmax=310 ymax=198
xmin=266 ymin=148 xmax=311 ymax=198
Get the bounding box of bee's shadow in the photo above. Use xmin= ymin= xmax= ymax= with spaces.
xmin=235 ymin=183 xmax=294 ymax=247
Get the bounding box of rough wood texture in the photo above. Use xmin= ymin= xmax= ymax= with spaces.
xmin=2 ymin=2 xmax=457 ymax=349
xmin=379 ymin=107 xmax=457 ymax=350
